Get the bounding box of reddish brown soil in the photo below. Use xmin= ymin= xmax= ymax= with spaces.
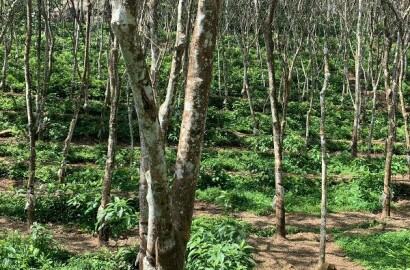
xmin=0 ymin=200 xmax=409 ymax=269
xmin=195 ymin=200 xmax=410 ymax=270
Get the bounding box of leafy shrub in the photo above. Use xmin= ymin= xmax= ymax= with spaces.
xmin=0 ymin=223 xmax=68 ymax=269
xmin=96 ymin=197 xmax=138 ymax=242
xmin=186 ymin=217 xmax=255 ymax=270
xmin=0 ymin=224 xmax=138 ymax=270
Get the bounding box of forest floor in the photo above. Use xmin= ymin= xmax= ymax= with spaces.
xmin=1 ymin=199 xmax=409 ymax=270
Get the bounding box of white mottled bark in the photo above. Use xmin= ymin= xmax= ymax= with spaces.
xmin=171 ymin=1 xmax=220 ymax=269
xmin=111 ymin=1 xmax=175 ymax=269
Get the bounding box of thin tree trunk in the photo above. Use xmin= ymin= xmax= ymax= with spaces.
xmin=1 ymin=31 xmax=11 ymax=92
xmin=97 ymin=15 xmax=105 ymax=79
xmin=221 ymin=36 xmax=229 ymax=108
xmin=24 ymin=0 xmax=36 ymax=230
xmin=82 ymin=0 xmax=91 ymax=109
xmin=98 ymin=38 xmax=120 ymax=245
xmin=58 ymin=0 xmax=91 ymax=184
xmin=158 ymin=0 xmax=188 ymax=137
xmin=35 ymin=0 xmax=42 ymax=128
xmin=37 ymin=0 xmax=54 ymax=140
xmin=351 ymin=0 xmax=363 ymax=158
xmin=397 ymin=39 xmax=409 ymax=181
xmin=381 ymin=32 xmax=394 ymax=219
xmin=263 ymin=0 xmax=285 ymax=240
xmin=318 ymin=0 xmax=331 ymax=266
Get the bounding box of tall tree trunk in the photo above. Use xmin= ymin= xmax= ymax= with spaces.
xmin=263 ymin=0 xmax=285 ymax=240
xmin=170 ymin=1 xmax=221 ymax=268
xmin=381 ymin=32 xmax=394 ymax=219
xmin=37 ymin=0 xmax=54 ymax=140
xmin=98 ymin=38 xmax=120 ymax=245
xmin=397 ymin=39 xmax=410 ymax=181
xmin=111 ymin=2 xmax=175 ymax=269
xmin=58 ymin=0 xmax=91 ymax=184
xmin=319 ymin=0 xmax=331 ymax=266
xmin=24 ymin=0 xmax=36 ymax=230
xmin=351 ymin=0 xmax=363 ymax=158
xmin=35 ymin=0 xmax=42 ymax=130
xmin=82 ymin=0 xmax=92 ymax=109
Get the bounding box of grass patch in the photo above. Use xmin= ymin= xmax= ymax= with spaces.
xmin=335 ymin=230 xmax=410 ymax=270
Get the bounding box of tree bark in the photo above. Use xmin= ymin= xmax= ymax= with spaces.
xmin=24 ymin=0 xmax=36 ymax=230
xmin=158 ymin=0 xmax=188 ymax=137
xmin=351 ymin=0 xmax=363 ymax=158
xmin=319 ymin=0 xmax=331 ymax=266
xmin=381 ymin=30 xmax=394 ymax=220
xmin=263 ymin=0 xmax=285 ymax=239
xmin=111 ymin=2 xmax=175 ymax=268
xmin=170 ymin=0 xmax=221 ymax=268
xmin=98 ymin=38 xmax=120 ymax=245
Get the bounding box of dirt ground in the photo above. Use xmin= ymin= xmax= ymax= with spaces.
xmin=0 ymin=200 xmax=409 ymax=269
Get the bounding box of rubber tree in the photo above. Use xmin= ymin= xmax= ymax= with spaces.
xmin=98 ymin=37 xmax=120 ymax=245
xmin=318 ymin=0 xmax=331 ymax=266
xmin=58 ymin=0 xmax=92 ymax=184
xmin=366 ymin=1 xmax=383 ymax=159
xmin=158 ymin=0 xmax=190 ymax=137
xmin=24 ymin=0 xmax=36 ymax=230
xmin=110 ymin=0 xmax=220 ymax=269
xmin=351 ymin=0 xmax=363 ymax=157
xmin=263 ymin=0 xmax=286 ymax=239
xmin=380 ymin=4 xmax=396 ymax=219
xmin=232 ymin=0 xmax=259 ymax=135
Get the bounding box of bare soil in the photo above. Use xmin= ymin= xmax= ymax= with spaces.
xmin=0 ymin=200 xmax=409 ymax=269
xmin=195 ymin=200 xmax=410 ymax=270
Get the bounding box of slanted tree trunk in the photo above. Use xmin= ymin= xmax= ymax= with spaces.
xmin=111 ymin=2 xmax=175 ymax=268
xmin=263 ymin=0 xmax=285 ymax=240
xmin=98 ymin=38 xmax=120 ymax=245
xmin=24 ymin=0 xmax=36 ymax=230
xmin=318 ymin=0 xmax=331 ymax=266
xmin=381 ymin=29 xmax=394 ymax=220
xmin=112 ymin=1 xmax=220 ymax=268
xmin=158 ymin=0 xmax=188 ymax=137
xmin=0 ymin=0 xmax=19 ymax=42
xmin=351 ymin=0 xmax=363 ymax=158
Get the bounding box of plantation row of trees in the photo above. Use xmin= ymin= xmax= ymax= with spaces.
xmin=0 ymin=0 xmax=409 ymax=269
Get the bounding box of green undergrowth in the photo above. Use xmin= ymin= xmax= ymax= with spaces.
xmin=196 ymin=172 xmax=393 ymax=215
xmin=335 ymin=230 xmax=410 ymax=270
xmin=0 ymin=223 xmax=138 ymax=270
xmin=187 ymin=217 xmax=255 ymax=270
xmin=250 ymin=220 xmax=381 ymax=237
xmin=0 ymin=217 xmax=255 ymax=270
